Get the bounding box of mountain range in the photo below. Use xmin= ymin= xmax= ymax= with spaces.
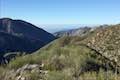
xmin=0 ymin=18 xmax=120 ymax=80
xmin=54 ymin=27 xmax=94 ymax=37
xmin=0 ymin=24 xmax=120 ymax=80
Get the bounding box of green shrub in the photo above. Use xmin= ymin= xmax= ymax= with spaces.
xmin=8 ymin=54 xmax=42 ymax=69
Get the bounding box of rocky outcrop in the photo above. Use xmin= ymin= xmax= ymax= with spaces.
xmin=83 ymin=25 xmax=120 ymax=72
xmin=3 ymin=64 xmax=47 ymax=80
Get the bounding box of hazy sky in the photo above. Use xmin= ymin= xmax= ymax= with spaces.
xmin=0 ymin=0 xmax=120 ymax=28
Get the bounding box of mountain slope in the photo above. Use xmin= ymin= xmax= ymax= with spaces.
xmin=0 ymin=18 xmax=55 ymax=43
xmin=83 ymin=25 xmax=120 ymax=67
xmin=0 ymin=18 xmax=56 ymax=62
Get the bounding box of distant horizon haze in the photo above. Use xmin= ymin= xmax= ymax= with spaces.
xmin=0 ymin=17 xmax=119 ymax=33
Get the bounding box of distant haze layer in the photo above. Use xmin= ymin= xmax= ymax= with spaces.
xmin=39 ymin=24 xmax=99 ymax=33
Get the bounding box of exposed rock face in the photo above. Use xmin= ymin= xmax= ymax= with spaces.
xmin=83 ymin=25 xmax=120 ymax=70
xmin=54 ymin=27 xmax=92 ymax=37
xmin=0 ymin=18 xmax=56 ymax=63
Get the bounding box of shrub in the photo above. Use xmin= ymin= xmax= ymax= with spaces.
xmin=8 ymin=54 xmax=42 ymax=69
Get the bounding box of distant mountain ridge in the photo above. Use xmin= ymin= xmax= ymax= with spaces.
xmin=54 ymin=27 xmax=93 ymax=37
xmin=0 ymin=18 xmax=56 ymax=63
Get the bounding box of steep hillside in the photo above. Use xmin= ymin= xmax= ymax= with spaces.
xmin=83 ymin=25 xmax=120 ymax=69
xmin=0 ymin=18 xmax=55 ymax=43
xmin=0 ymin=32 xmax=43 ymax=63
xmin=0 ymin=18 xmax=56 ymax=63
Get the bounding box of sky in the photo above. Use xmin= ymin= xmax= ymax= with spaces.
xmin=0 ymin=0 xmax=120 ymax=32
